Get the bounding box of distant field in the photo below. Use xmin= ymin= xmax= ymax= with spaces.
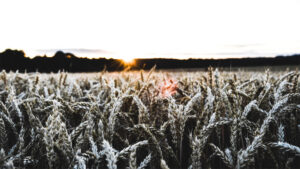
xmin=0 ymin=68 xmax=299 ymax=169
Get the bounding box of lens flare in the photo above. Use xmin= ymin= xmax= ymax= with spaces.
xmin=160 ymin=79 xmax=178 ymax=98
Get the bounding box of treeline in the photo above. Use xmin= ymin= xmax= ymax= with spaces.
xmin=0 ymin=49 xmax=299 ymax=72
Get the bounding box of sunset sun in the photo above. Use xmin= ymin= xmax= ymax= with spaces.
xmin=122 ymin=57 xmax=135 ymax=65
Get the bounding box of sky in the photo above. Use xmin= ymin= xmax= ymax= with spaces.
xmin=1 ymin=0 xmax=300 ymax=61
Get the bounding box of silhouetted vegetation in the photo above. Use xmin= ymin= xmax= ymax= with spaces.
xmin=0 ymin=49 xmax=299 ymax=72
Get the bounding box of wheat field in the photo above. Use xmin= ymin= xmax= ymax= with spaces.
xmin=0 ymin=68 xmax=299 ymax=169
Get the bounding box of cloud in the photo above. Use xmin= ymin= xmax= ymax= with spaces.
xmin=226 ymin=43 xmax=263 ymax=49
xmin=35 ymin=48 xmax=111 ymax=55
xmin=146 ymin=50 xmax=278 ymax=59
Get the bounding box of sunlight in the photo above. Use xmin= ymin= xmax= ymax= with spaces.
xmin=122 ymin=57 xmax=135 ymax=65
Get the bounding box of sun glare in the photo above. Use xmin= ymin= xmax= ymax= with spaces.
xmin=122 ymin=57 xmax=135 ymax=65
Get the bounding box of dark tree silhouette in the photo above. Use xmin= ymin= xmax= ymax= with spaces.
xmin=0 ymin=49 xmax=299 ymax=72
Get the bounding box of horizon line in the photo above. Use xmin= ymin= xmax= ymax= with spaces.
xmin=1 ymin=48 xmax=299 ymax=60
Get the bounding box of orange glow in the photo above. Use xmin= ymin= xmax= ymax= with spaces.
xmin=122 ymin=57 xmax=135 ymax=65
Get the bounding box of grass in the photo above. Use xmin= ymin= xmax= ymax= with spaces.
xmin=0 ymin=67 xmax=299 ymax=169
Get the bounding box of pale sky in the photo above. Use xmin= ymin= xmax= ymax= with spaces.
xmin=1 ymin=0 xmax=300 ymax=60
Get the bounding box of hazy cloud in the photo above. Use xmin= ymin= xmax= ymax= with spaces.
xmin=226 ymin=43 xmax=263 ymax=49
xmin=146 ymin=50 xmax=279 ymax=59
xmin=35 ymin=48 xmax=111 ymax=55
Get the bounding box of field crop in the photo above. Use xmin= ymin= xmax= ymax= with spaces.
xmin=0 ymin=68 xmax=299 ymax=169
